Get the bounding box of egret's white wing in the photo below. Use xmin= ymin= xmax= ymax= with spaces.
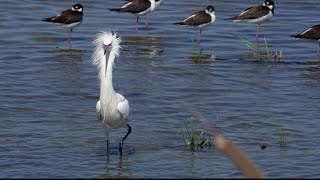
xmin=96 ymin=100 xmax=102 ymax=121
xmin=117 ymin=93 xmax=130 ymax=119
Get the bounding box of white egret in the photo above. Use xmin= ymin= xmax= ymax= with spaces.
xmin=92 ymin=31 xmax=131 ymax=155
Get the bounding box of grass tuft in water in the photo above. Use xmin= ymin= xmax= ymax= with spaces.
xmin=273 ymin=120 xmax=287 ymax=148
xmin=234 ymin=34 xmax=282 ymax=63
xmin=270 ymin=109 xmax=287 ymax=149
xmin=189 ymin=37 xmax=216 ymax=64
xmin=180 ymin=116 xmax=212 ymax=151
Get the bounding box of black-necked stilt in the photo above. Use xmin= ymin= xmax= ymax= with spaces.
xmin=42 ymin=3 xmax=83 ymax=49
xmin=292 ymin=25 xmax=320 ymax=56
xmin=110 ymin=0 xmax=158 ymax=33
xmin=175 ymin=5 xmax=216 ymax=46
xmin=228 ymin=0 xmax=274 ymax=45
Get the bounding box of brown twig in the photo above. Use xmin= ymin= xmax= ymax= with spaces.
xmin=184 ymin=101 xmax=267 ymax=178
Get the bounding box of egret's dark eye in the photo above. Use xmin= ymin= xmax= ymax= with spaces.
xmin=103 ymin=44 xmax=112 ymax=54
xmin=104 ymin=44 xmax=111 ymax=49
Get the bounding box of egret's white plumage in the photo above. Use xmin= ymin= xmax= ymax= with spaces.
xmin=92 ymin=31 xmax=131 ymax=155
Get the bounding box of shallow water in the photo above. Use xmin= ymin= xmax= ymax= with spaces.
xmin=1 ymin=0 xmax=320 ymax=178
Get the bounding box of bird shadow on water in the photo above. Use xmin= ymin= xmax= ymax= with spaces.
xmin=123 ymin=35 xmax=163 ymax=42
xmin=107 ymin=143 xmax=136 ymax=157
xmin=294 ymin=60 xmax=320 ymax=83
xmin=54 ymin=47 xmax=86 ymax=54
xmin=96 ymin=140 xmax=135 ymax=157
xmin=46 ymin=48 xmax=86 ymax=81
xmin=52 ymin=49 xmax=85 ymax=66
xmin=122 ymin=35 xmax=165 ymax=58
xmin=98 ymin=144 xmax=135 ymax=178
xmin=102 ymin=155 xmax=129 ymax=178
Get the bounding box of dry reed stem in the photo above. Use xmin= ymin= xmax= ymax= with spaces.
xmin=215 ymin=136 xmax=267 ymax=179
xmin=185 ymin=101 xmax=267 ymax=178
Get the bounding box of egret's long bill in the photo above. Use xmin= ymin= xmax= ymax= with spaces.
xmin=103 ymin=44 xmax=112 ymax=77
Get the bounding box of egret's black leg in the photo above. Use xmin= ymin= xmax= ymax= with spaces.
xmin=119 ymin=124 xmax=132 ymax=155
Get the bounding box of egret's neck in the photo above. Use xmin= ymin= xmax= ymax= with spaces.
xmin=99 ymin=52 xmax=115 ymax=95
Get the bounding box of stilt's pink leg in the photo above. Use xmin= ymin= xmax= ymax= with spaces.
xmin=68 ymin=29 xmax=72 ymax=49
xmin=197 ymin=29 xmax=202 ymax=45
xmin=256 ymin=25 xmax=260 ymax=47
xmin=146 ymin=14 xmax=150 ymax=30
xmin=136 ymin=16 xmax=139 ymax=33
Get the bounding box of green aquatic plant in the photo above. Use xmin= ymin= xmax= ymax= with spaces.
xmin=190 ymin=37 xmax=216 ymax=64
xmin=270 ymin=109 xmax=287 ymax=149
xmin=234 ymin=34 xmax=282 ymax=63
xmin=191 ymin=37 xmax=203 ymax=64
xmin=273 ymin=119 xmax=287 ymax=148
xmin=180 ymin=116 xmax=212 ymax=151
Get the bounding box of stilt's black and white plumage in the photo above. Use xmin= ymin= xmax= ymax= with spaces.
xmin=292 ymin=24 xmax=320 ymax=56
xmin=228 ymin=0 xmax=274 ymax=45
xmin=42 ymin=3 xmax=83 ymax=49
xmin=110 ymin=0 xmax=159 ymax=32
xmin=175 ymin=5 xmax=216 ymax=45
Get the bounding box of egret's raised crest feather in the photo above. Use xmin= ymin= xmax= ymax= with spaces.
xmin=92 ymin=31 xmax=121 ymax=67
